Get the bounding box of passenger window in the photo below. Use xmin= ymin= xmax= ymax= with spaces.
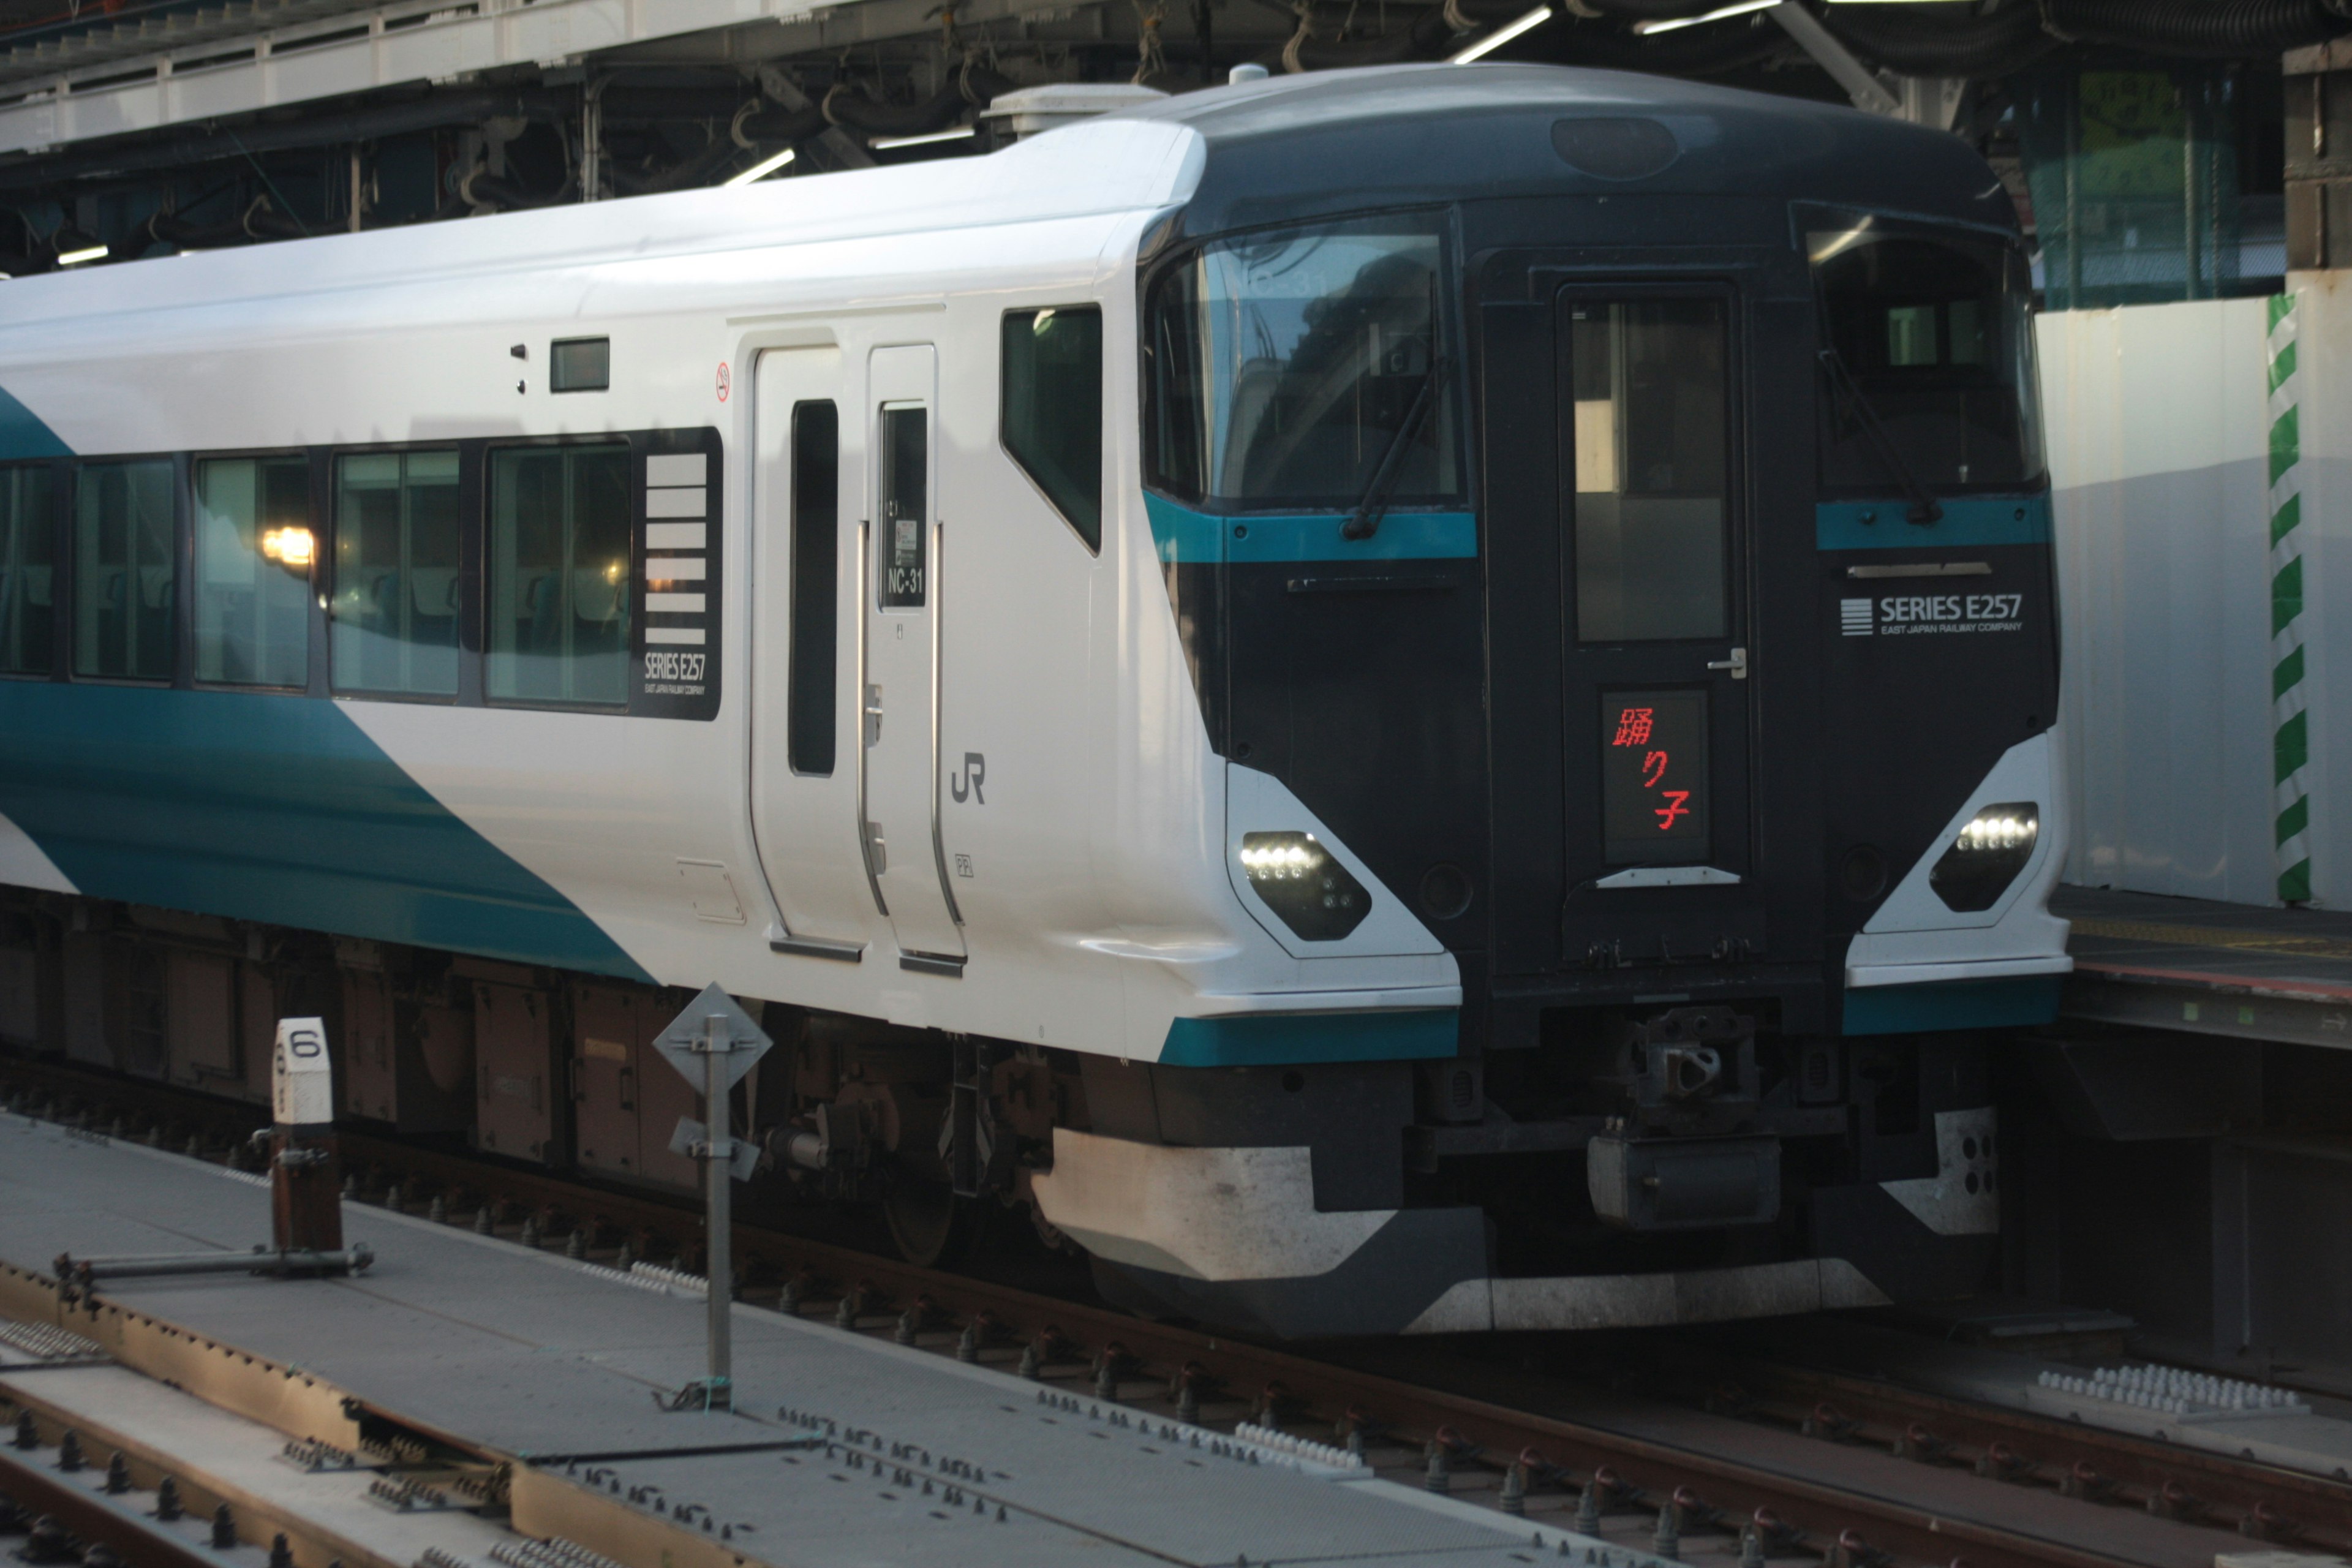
xmin=486 ymin=445 xmax=631 ymax=707
xmin=0 ymin=467 xmax=55 ymax=676
xmin=789 ymin=402 xmax=839 ymax=775
xmin=877 ymin=406 xmax=926 ymax=609
xmin=331 ymin=450 xmax=461 ymax=696
xmin=1001 ymin=307 xmax=1103 ymax=549
xmin=195 ymin=456 xmax=311 ymax=688
xmin=73 ymin=459 xmax=175 ymax=680
xmin=1567 ymin=300 xmax=1728 ymax=643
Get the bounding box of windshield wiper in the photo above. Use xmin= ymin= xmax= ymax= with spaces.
xmin=1818 ymin=347 xmax=1943 ymax=526
xmin=1343 ymin=353 xmax=1447 ymax=542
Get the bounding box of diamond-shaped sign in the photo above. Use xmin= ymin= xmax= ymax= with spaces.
xmin=652 ymin=982 xmax=773 ymax=1093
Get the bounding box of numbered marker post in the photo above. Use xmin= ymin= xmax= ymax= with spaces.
xmin=271 ymin=1017 xmax=342 ymax=1257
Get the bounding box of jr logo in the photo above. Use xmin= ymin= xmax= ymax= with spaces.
xmin=949 ymin=752 xmax=986 ymax=805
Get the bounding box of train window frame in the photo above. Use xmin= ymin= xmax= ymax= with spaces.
xmin=327 ymin=445 xmax=469 ymax=703
xmin=1139 ymin=205 xmax=1467 ymax=516
xmin=1000 ymin=304 xmax=1104 ymax=552
xmin=1560 ymin=291 xmax=1738 ymax=646
xmin=0 ymin=461 xmax=62 ymax=681
xmin=190 ymin=448 xmax=315 ymax=693
xmin=1800 ymin=206 xmax=2046 ymax=498
xmin=483 ymin=440 xmax=633 ymax=712
xmin=69 ymin=454 xmax=179 ymax=685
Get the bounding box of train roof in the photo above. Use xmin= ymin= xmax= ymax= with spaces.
xmin=1112 ymin=62 xmax=2018 ymax=241
xmin=0 ymin=114 xmax=1202 ymax=332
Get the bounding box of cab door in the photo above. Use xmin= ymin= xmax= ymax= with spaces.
xmin=1554 ymin=285 xmax=1760 ymax=964
xmin=860 ymin=344 xmax=966 ymax=973
xmin=1486 ymin=263 xmax=1807 ymax=978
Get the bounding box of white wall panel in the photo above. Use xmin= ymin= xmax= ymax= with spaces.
xmin=2040 ymin=297 xmax=2278 ymax=904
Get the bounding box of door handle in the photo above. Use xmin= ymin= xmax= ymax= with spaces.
xmin=1707 ymin=647 xmax=1748 ymax=680
xmin=864 ymin=684 xmax=883 ymax=745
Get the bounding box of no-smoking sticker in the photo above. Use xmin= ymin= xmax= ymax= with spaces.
xmin=716 ymin=362 xmax=731 ymax=402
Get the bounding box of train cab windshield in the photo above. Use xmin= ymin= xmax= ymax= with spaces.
xmin=1144 ymin=216 xmax=1461 ymax=510
xmin=1811 ymin=225 xmax=2045 ymax=494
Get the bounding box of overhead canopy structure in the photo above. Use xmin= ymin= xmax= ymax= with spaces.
xmin=0 ymin=0 xmax=2342 ymax=275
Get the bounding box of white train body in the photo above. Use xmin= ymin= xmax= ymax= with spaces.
xmin=0 ymin=66 xmax=2069 ymax=1336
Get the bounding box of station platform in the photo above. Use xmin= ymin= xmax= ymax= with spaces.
xmin=0 ymin=1118 xmax=1639 ymax=1568
xmin=2058 ymin=886 xmax=2352 ymax=1049
xmin=1747 ymin=1315 xmax=2352 ymax=1485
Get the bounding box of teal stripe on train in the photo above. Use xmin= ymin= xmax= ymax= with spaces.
xmin=1841 ymin=976 xmax=2061 ymax=1035
xmin=1144 ymin=493 xmax=1478 ymax=565
xmin=0 ymin=384 xmax=69 ymax=462
xmin=0 ymin=683 xmax=653 ymax=981
xmin=1816 ymin=492 xmax=2051 ymax=552
xmin=1161 ymin=1009 xmax=1459 ymax=1066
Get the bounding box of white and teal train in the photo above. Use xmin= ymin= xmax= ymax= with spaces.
xmin=0 ymin=64 xmax=2070 ymax=1336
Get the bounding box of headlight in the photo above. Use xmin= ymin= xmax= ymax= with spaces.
xmin=1239 ymin=831 xmax=1372 ymax=941
xmin=1929 ymin=802 xmax=2039 ymax=912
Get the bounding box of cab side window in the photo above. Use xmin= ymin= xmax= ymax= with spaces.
xmin=1001 ymin=306 xmax=1103 ymax=550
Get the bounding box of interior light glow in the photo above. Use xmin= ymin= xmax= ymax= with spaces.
xmin=723 ymin=146 xmax=798 ymax=187
xmin=56 ymin=244 xmax=108 ymax=266
xmin=869 ymin=126 xmax=979 ymax=149
xmin=259 ymin=527 xmax=315 ymax=568
xmin=1449 ymin=4 xmax=1553 ymax=62
xmin=1633 ymin=0 xmax=1779 ymax=36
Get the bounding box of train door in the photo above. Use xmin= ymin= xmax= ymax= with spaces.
xmin=1485 ymin=275 xmax=1775 ymax=973
xmin=860 ymin=344 xmax=965 ymax=973
xmin=747 ymin=347 xmax=873 ymax=960
xmin=1555 ymin=286 xmax=1760 ymax=962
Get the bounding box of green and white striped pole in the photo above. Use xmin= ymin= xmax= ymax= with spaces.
xmin=2269 ymin=291 xmax=2312 ymax=905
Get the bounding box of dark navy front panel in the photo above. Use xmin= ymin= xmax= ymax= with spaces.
xmin=1816 ymin=496 xmax=2060 ymax=945
xmin=1146 ymin=495 xmax=1490 ymax=953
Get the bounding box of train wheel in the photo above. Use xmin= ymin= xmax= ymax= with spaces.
xmin=883 ymin=1175 xmax=988 ymax=1268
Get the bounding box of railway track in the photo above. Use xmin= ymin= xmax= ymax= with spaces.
xmin=3 ymin=1057 xmax=2344 ymax=1568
